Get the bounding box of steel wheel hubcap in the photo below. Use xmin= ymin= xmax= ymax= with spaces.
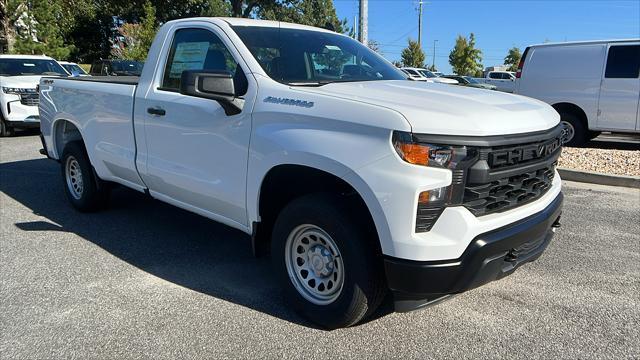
xmin=285 ymin=224 xmax=344 ymax=305
xmin=561 ymin=121 xmax=575 ymax=143
xmin=65 ymin=156 xmax=84 ymax=200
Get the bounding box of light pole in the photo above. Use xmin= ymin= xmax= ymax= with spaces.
xmin=417 ymin=1 xmax=423 ymax=48
xmin=432 ymin=39 xmax=438 ymax=70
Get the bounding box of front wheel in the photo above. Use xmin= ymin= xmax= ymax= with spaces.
xmin=271 ymin=193 xmax=386 ymax=329
xmin=61 ymin=142 xmax=110 ymax=211
xmin=559 ymin=113 xmax=587 ymax=147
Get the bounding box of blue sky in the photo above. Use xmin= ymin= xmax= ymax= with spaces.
xmin=334 ymin=0 xmax=640 ymax=73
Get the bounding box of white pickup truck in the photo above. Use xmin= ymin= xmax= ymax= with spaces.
xmin=39 ymin=17 xmax=564 ymax=329
xmin=475 ymin=71 xmax=516 ymax=93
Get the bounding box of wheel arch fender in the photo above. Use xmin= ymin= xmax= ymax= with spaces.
xmin=51 ymin=115 xmax=86 ymax=159
xmin=248 ymin=152 xmax=393 ymax=254
xmin=551 ymin=102 xmax=589 ymax=127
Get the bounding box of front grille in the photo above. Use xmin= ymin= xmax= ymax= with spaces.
xmin=20 ymin=93 xmax=39 ymax=106
xmin=463 ymin=163 xmax=556 ymax=216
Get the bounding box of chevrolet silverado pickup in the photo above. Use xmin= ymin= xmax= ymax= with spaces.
xmin=39 ymin=17 xmax=563 ymax=329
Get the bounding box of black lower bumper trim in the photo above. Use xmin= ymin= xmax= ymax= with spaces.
xmin=386 ymin=192 xmax=563 ymax=312
xmin=6 ymin=120 xmax=40 ymax=129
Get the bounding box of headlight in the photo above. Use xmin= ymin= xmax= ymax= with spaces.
xmin=392 ymin=131 xmax=481 ymax=232
xmin=2 ymin=87 xmax=21 ymax=94
xmin=2 ymin=87 xmax=36 ymax=95
xmin=392 ymin=131 xmax=475 ymax=168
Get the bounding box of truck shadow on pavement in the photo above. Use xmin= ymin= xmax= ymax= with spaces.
xmin=1 ymin=158 xmax=393 ymax=329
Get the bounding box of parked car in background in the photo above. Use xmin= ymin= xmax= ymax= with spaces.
xmin=401 ymin=67 xmax=428 ymax=81
xmin=89 ymin=60 xmax=144 ymax=76
xmin=474 ymin=71 xmax=515 ymax=93
xmin=0 ymin=54 xmax=68 ymax=136
xmin=515 ymin=39 xmax=640 ymax=146
xmin=40 ymin=17 xmax=564 ymax=329
xmin=443 ymin=75 xmax=497 ymax=90
xmin=401 ymin=67 xmax=458 ymax=84
xmin=58 ymin=61 xmax=90 ymax=77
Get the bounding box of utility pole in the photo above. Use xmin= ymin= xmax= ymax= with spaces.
xmin=358 ymin=0 xmax=368 ymax=45
xmin=418 ymin=0 xmax=423 ymax=48
xmin=353 ymin=15 xmax=357 ymax=39
xmin=432 ymin=39 xmax=438 ymax=69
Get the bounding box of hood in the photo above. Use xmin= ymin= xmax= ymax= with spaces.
xmin=0 ymin=75 xmax=53 ymax=89
xmin=296 ymin=80 xmax=559 ymax=136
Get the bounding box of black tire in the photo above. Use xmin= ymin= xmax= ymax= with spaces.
xmin=0 ymin=119 xmax=14 ymax=137
xmin=559 ymin=112 xmax=587 ymax=147
xmin=271 ymin=193 xmax=386 ymax=329
xmin=60 ymin=141 xmax=110 ymax=212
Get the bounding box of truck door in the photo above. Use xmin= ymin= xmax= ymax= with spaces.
xmin=136 ymin=25 xmax=254 ymax=229
xmin=597 ymin=44 xmax=640 ymax=131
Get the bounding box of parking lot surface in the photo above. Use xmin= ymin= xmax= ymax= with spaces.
xmin=1 ymin=134 xmax=639 ymax=359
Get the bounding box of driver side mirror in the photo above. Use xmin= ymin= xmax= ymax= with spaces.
xmin=180 ymin=70 xmax=243 ymax=115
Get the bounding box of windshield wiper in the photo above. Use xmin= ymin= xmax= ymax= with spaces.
xmin=287 ymin=81 xmax=329 ymax=87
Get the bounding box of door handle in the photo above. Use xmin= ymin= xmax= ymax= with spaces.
xmin=147 ymin=107 xmax=166 ymax=116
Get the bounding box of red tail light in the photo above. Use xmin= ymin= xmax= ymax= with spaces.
xmin=516 ymin=47 xmax=530 ymax=79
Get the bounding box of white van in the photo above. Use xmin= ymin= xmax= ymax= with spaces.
xmin=515 ymin=40 xmax=640 ymax=146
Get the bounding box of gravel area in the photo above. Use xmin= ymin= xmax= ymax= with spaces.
xmin=559 ymin=147 xmax=640 ymax=176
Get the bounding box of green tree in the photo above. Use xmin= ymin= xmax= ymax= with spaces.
xmin=400 ymin=39 xmax=425 ymax=68
xmin=9 ymin=0 xmax=74 ymax=59
xmin=448 ymin=33 xmax=483 ymax=76
xmin=113 ymin=1 xmax=158 ymax=61
xmin=200 ymin=0 xmax=230 ymax=17
xmin=258 ymin=0 xmax=345 ymax=33
xmin=504 ymin=46 xmax=521 ymax=72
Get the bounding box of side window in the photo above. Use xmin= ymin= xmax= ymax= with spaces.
xmin=489 ymin=72 xmax=499 ymax=79
xmin=162 ymin=28 xmax=240 ymax=91
xmin=605 ymin=45 xmax=640 ymax=78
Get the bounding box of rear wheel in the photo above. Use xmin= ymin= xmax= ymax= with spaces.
xmin=271 ymin=193 xmax=386 ymax=329
xmin=0 ymin=119 xmax=13 ymax=137
xmin=61 ymin=142 xmax=110 ymax=211
xmin=559 ymin=112 xmax=587 ymax=147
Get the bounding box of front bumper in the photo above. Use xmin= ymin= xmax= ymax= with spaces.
xmin=1 ymin=97 xmax=40 ymax=127
xmin=385 ymin=191 xmax=563 ymax=312
xmin=5 ymin=119 xmax=40 ymax=129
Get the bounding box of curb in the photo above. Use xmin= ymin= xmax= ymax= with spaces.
xmin=558 ymin=168 xmax=640 ymax=189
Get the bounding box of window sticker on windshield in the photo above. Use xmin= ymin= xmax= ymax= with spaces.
xmin=169 ymin=42 xmax=210 ymax=78
xmin=324 ymin=45 xmax=341 ymax=51
xmin=23 ymin=63 xmax=36 ymax=67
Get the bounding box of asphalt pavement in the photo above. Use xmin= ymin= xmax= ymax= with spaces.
xmin=1 ymin=133 xmax=639 ymax=359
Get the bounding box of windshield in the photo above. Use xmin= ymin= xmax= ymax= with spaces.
xmin=418 ymin=70 xmax=437 ymax=78
xmin=0 ymin=58 xmax=68 ymax=76
xmin=110 ymin=61 xmax=144 ymax=75
xmin=62 ymin=64 xmax=87 ymax=75
xmin=232 ymin=26 xmax=406 ymax=85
